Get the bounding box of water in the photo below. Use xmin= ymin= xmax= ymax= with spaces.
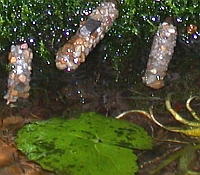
xmin=1 ymin=0 xmax=200 ymax=174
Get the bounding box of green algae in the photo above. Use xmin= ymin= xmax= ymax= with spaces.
xmin=0 ymin=0 xmax=200 ymax=79
xmin=0 ymin=0 xmax=199 ymax=55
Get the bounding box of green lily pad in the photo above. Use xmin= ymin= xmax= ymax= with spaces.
xmin=16 ymin=112 xmax=152 ymax=175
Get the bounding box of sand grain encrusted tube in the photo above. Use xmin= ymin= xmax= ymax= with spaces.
xmin=55 ymin=1 xmax=119 ymax=71
xmin=4 ymin=43 xmax=33 ymax=105
xmin=142 ymin=17 xmax=177 ymax=89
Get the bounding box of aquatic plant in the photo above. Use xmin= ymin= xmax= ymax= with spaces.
xmin=16 ymin=112 xmax=152 ymax=175
xmin=0 ymin=0 xmax=199 ymax=64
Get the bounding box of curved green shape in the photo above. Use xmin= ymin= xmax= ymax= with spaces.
xmin=16 ymin=112 xmax=152 ymax=175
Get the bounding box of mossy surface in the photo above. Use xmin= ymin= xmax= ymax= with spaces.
xmin=0 ymin=0 xmax=199 ymax=58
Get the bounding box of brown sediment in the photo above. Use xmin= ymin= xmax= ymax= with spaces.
xmin=187 ymin=24 xmax=198 ymax=35
xmin=0 ymin=115 xmax=56 ymax=175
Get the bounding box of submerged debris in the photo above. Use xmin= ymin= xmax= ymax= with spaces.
xmin=142 ymin=17 xmax=177 ymax=89
xmin=4 ymin=43 xmax=33 ymax=105
xmin=0 ymin=115 xmax=56 ymax=175
xmin=55 ymin=1 xmax=119 ymax=71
